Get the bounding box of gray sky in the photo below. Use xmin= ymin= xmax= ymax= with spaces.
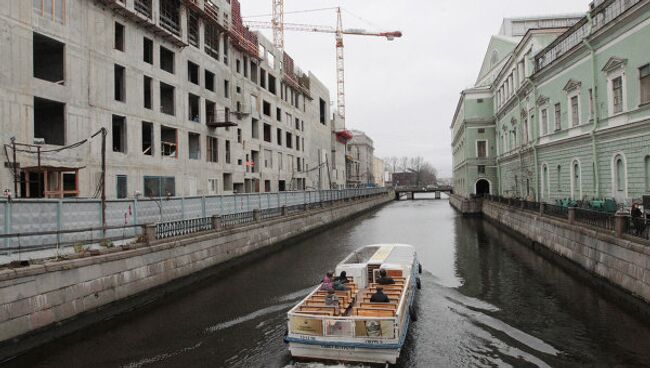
xmin=240 ymin=0 xmax=589 ymax=177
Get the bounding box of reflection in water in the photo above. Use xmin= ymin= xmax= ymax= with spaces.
xmin=4 ymin=196 xmax=650 ymax=368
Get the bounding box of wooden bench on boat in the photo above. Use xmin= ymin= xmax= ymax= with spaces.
xmin=297 ymin=309 xmax=335 ymax=316
xmin=359 ymin=302 xmax=398 ymax=309
xmin=354 ymin=308 xmax=396 ymax=317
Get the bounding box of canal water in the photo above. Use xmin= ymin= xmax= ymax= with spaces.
xmin=5 ymin=196 xmax=650 ymax=367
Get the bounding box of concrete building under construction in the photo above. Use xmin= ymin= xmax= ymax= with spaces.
xmin=1 ymin=0 xmax=347 ymax=199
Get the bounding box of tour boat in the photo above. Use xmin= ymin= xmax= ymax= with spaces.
xmin=284 ymin=244 xmax=421 ymax=365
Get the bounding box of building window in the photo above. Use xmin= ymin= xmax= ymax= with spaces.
xmin=262 ymin=100 xmax=271 ymax=116
xmin=34 ymin=97 xmax=65 ymax=145
xmin=188 ymin=132 xmax=200 ymax=160
xmin=116 ymin=175 xmax=127 ymax=199
xmin=588 ymin=88 xmax=594 ymax=119
xmin=541 ymin=108 xmax=548 ymax=136
xmin=112 ymin=115 xmax=126 ymax=153
xmin=263 ymin=123 xmax=271 ymax=142
xmin=640 ymin=64 xmax=650 ymax=105
xmin=33 ymin=32 xmax=64 ymax=84
xmin=143 ymin=37 xmax=153 ymax=64
xmin=207 ymin=136 xmax=218 ymax=162
xmin=276 ymin=107 xmax=282 ymax=121
xmin=114 ymin=22 xmax=125 ymax=51
xmin=571 ymin=161 xmax=580 ymax=200
xmin=188 ymin=61 xmax=199 ymax=85
xmin=33 ymin=0 xmax=65 ymax=23
xmin=264 ymin=149 xmax=273 ymax=168
xmin=237 ymin=128 xmax=242 ymax=143
xmin=286 ymin=132 xmax=292 ymax=148
xmin=251 ymin=118 xmax=259 ymax=139
xmin=204 ymin=22 xmax=220 ymax=59
xmin=554 ymin=103 xmax=561 ymax=131
xmin=187 ymin=10 xmax=199 ymax=48
xmin=477 ymin=165 xmax=485 ymax=174
xmin=542 ymin=164 xmax=549 ymax=200
xmin=612 ymin=76 xmax=623 ymax=114
xmin=160 ymin=82 xmax=175 ymax=115
xmin=144 ymin=176 xmax=175 ymax=197
xmin=277 ymin=128 xmax=282 ymax=146
xmin=114 ymin=64 xmax=126 ymax=102
xmin=570 ymin=95 xmax=579 ymax=126
xmin=260 ymin=68 xmax=266 ymax=88
xmin=224 ymin=79 xmax=230 ymax=98
xmin=160 ymin=46 xmax=175 ymax=74
xmin=268 ymin=74 xmax=276 ymax=95
xmin=225 ymin=140 xmax=231 ymax=163
xmin=615 ymin=155 xmax=625 ymax=192
xmin=143 ymin=75 xmax=152 ymax=109
xmin=142 ymin=121 xmax=153 ymax=156
xmin=205 ymin=70 xmax=215 ymax=91
xmin=188 ymin=94 xmax=200 ymax=122
xmin=557 ymin=165 xmax=562 ymax=192
xmin=319 ymin=98 xmax=327 ymax=124
xmin=476 ymin=140 xmax=487 ymax=158
xmin=161 ymin=125 xmax=177 ymax=157
xmin=208 ymin=178 xmax=218 ymax=195
xmin=645 ymin=156 xmax=650 ymax=191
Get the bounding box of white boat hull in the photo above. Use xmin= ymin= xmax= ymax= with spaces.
xmin=289 ymin=342 xmax=400 ymax=364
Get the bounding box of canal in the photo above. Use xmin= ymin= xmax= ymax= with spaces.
xmin=5 ymin=196 xmax=650 ymax=367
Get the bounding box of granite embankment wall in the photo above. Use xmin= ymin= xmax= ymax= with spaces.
xmin=0 ymin=192 xmax=393 ymax=348
xmin=448 ymin=193 xmax=482 ymax=215
xmin=481 ymin=200 xmax=650 ymax=304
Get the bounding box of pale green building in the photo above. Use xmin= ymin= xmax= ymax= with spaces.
xmin=452 ymin=0 xmax=650 ymax=205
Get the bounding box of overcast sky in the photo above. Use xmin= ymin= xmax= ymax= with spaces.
xmin=240 ymin=0 xmax=589 ymax=177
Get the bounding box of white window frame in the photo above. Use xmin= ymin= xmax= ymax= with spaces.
xmin=610 ymin=152 xmax=628 ymax=199
xmin=570 ymin=159 xmax=582 ymax=200
xmin=640 ymin=64 xmax=650 ymax=106
xmin=606 ymin=69 xmax=627 ymax=116
xmin=476 ymin=139 xmax=488 ymax=158
xmin=567 ymin=90 xmax=581 ymax=127
xmin=539 ymin=106 xmax=549 ymax=136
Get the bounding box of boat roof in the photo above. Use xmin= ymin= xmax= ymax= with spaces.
xmin=340 ymin=244 xmax=416 ymax=267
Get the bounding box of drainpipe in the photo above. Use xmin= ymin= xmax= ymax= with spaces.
xmin=584 ymin=12 xmax=601 ymax=198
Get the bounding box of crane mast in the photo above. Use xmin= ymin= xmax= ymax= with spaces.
xmin=335 ymin=7 xmax=346 ymax=121
xmin=251 ymin=6 xmax=402 ymax=126
xmin=271 ymin=0 xmax=284 ymax=51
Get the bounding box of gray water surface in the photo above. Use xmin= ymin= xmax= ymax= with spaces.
xmin=5 ymin=197 xmax=650 ymax=367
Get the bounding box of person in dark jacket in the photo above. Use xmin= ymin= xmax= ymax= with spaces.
xmin=336 ymin=271 xmax=350 ymax=284
xmin=370 ymin=287 xmax=390 ymax=303
xmin=376 ymin=269 xmax=395 ymax=285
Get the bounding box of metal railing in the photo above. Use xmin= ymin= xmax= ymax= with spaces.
xmin=221 ymin=211 xmax=255 ymax=228
xmin=155 ymin=217 xmax=212 ymax=239
xmin=545 ymin=204 xmax=568 ymax=220
xmin=574 ymin=208 xmax=615 ymax=231
xmin=485 ymin=195 xmax=650 ymax=243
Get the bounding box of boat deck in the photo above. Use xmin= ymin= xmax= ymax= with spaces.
xmin=295 ymin=276 xmax=407 ymax=318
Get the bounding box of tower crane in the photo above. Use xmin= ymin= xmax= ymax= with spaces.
xmin=244 ymin=8 xmax=402 ymax=124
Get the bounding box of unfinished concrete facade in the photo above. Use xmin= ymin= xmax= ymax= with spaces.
xmin=346 ymin=129 xmax=374 ymax=187
xmin=0 ymin=0 xmax=343 ymax=199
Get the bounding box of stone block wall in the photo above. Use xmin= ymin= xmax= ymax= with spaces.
xmin=482 ymin=200 xmax=650 ymax=304
xmin=0 ymin=193 xmax=392 ymax=346
xmin=449 ymin=194 xmax=482 ymax=215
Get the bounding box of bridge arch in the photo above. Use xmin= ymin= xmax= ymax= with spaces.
xmin=475 ymin=178 xmax=491 ymax=196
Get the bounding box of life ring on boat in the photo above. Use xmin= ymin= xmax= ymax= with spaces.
xmin=409 ymin=305 xmax=418 ymax=322
xmin=418 ymin=263 xmax=422 ymax=274
xmin=416 ymin=277 xmax=421 ymax=290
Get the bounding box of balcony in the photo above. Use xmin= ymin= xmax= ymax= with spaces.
xmin=134 ymin=0 xmax=152 ymax=18
xmin=207 ymin=109 xmax=237 ymax=128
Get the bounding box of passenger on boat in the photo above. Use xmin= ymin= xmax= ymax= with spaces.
xmin=324 ymin=290 xmax=339 ymax=306
xmin=336 ymin=271 xmax=350 ymax=283
xmin=320 ymin=272 xmax=334 ymax=290
xmin=377 ymin=269 xmax=395 ymax=285
xmin=370 ymin=287 xmax=390 ymax=303
xmin=333 ymin=279 xmax=349 ymax=291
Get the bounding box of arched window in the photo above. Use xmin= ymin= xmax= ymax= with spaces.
xmin=557 ymin=165 xmax=562 ymax=192
xmin=645 ymin=156 xmax=650 ymax=191
xmin=615 ymin=156 xmax=625 ymax=192
xmin=542 ymin=164 xmax=549 ymax=200
xmin=571 ymin=161 xmax=581 ymax=200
